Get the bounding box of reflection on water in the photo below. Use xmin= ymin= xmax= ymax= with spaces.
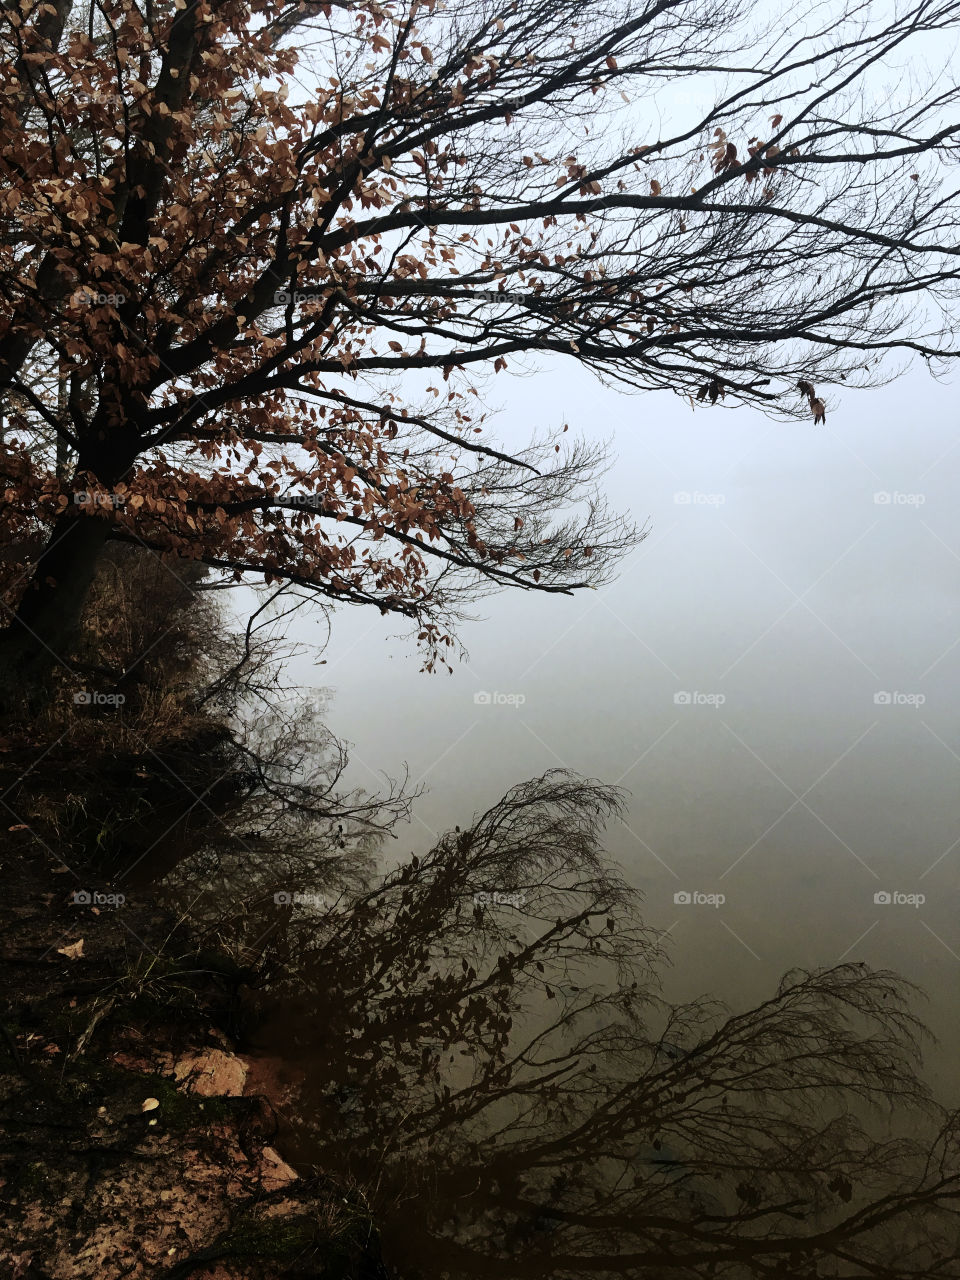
xmin=8 ymin=526 xmax=953 ymax=1274
xmin=196 ymin=773 xmax=960 ymax=1279
xmin=288 ymin=370 xmax=960 ymax=1114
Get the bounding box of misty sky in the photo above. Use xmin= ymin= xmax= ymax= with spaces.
xmin=195 ymin=0 xmax=960 ymax=1095
xmin=261 ymin=353 xmax=960 ymax=1094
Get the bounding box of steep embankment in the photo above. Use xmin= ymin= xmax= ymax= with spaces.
xmin=0 ymin=839 xmax=384 ymax=1280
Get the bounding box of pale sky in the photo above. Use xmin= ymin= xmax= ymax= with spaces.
xmin=218 ymin=3 xmax=960 ymax=1096
xmin=263 ymin=355 xmax=960 ymax=1096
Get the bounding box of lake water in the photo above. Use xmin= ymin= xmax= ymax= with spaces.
xmin=275 ymin=359 xmax=960 ymax=1103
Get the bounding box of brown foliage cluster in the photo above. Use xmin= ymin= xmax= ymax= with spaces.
xmin=2 ymin=0 xmax=960 ymax=677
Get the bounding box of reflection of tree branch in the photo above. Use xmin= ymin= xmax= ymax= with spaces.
xmin=257 ymin=770 xmax=960 ymax=1278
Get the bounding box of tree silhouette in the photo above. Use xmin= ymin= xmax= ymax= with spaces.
xmin=2 ymin=0 xmax=960 ymax=697
xmin=255 ymin=772 xmax=960 ymax=1280
xmin=0 ymin=543 xmax=409 ymax=893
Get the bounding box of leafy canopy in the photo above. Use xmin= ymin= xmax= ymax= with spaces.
xmin=2 ymin=0 xmax=960 ymax=664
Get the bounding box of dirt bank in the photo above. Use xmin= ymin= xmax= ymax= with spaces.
xmin=0 ymin=837 xmax=385 ymax=1280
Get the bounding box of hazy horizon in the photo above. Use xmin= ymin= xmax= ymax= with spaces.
xmin=259 ymin=355 xmax=960 ymax=1096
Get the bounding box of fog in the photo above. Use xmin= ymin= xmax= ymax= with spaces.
xmin=272 ymin=357 xmax=960 ymax=1096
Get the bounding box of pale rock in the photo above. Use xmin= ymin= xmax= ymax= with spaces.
xmin=173 ymin=1048 xmax=248 ymax=1097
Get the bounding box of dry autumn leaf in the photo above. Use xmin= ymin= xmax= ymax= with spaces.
xmin=57 ymin=939 xmax=85 ymax=960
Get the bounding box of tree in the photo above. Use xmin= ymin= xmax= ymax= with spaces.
xmin=2 ymin=0 xmax=960 ymax=698
xmin=0 ymin=543 xmax=410 ymax=889
xmin=257 ymin=771 xmax=960 ymax=1279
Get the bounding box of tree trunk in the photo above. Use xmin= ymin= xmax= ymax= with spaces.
xmin=0 ymin=509 xmax=113 ymax=714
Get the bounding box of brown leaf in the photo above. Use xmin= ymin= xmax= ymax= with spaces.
xmin=714 ymin=142 xmax=738 ymax=174
xmin=57 ymin=939 xmax=84 ymax=960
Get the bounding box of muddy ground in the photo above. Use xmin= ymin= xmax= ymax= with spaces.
xmin=0 ymin=837 xmax=387 ymax=1280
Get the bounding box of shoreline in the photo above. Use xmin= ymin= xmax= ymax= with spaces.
xmin=0 ymin=838 xmax=383 ymax=1280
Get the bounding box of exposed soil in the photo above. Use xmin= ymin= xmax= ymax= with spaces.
xmin=0 ymin=835 xmax=385 ymax=1280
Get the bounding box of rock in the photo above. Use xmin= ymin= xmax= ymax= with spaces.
xmin=259 ymin=1147 xmax=298 ymax=1191
xmin=174 ymin=1049 xmax=248 ymax=1097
